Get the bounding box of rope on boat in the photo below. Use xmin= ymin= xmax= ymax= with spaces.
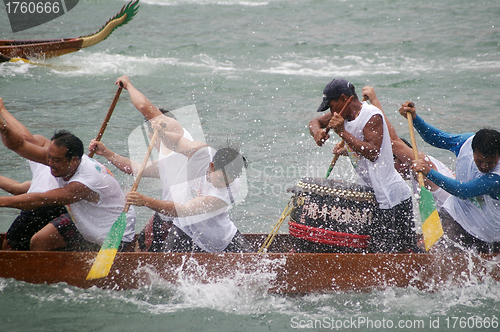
xmin=258 ymin=198 xmax=293 ymax=253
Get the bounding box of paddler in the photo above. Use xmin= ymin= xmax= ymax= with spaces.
xmin=0 ymin=163 xmax=67 ymax=250
xmin=0 ymin=98 xmax=136 ymax=251
xmin=90 ymin=108 xmax=194 ymax=252
xmin=361 ymin=86 xmax=455 ymax=213
xmin=0 ymin=104 xmax=67 ymax=250
xmin=401 ymin=101 xmax=500 ymax=253
xmin=313 ymin=79 xmax=418 ymax=253
xmin=109 ymin=76 xmax=252 ymax=253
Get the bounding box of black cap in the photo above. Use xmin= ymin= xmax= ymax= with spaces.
xmin=317 ymin=79 xmax=355 ymax=112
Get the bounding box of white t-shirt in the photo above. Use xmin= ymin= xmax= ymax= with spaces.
xmin=409 ymin=155 xmax=454 ymax=212
xmin=443 ymin=136 xmax=500 ymax=243
xmin=428 ymin=156 xmax=454 ymax=212
xmin=173 ymin=147 xmax=238 ymax=252
xmin=27 ymin=161 xmax=58 ymax=193
xmin=344 ymin=103 xmax=411 ymax=209
xmin=57 ymin=155 xmax=136 ymax=244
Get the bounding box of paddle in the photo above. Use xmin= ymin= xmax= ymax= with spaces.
xmin=86 ymin=127 xmax=161 ymax=280
xmin=259 ymin=198 xmax=293 ymax=253
xmin=9 ymin=58 xmax=51 ymax=66
xmin=88 ymin=85 xmax=123 ymax=158
xmin=325 ymin=95 xmax=354 ymax=178
xmin=406 ymin=110 xmax=443 ymax=251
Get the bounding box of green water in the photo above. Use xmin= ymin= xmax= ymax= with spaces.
xmin=1 ymin=0 xmax=500 ymax=330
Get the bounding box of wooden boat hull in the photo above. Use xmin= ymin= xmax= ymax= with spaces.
xmin=0 ymin=39 xmax=84 ymax=60
xmin=1 ymin=234 xmax=499 ymax=293
xmin=0 ymin=0 xmax=139 ymax=62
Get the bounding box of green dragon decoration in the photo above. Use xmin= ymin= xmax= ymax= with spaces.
xmin=80 ymin=0 xmax=140 ymax=49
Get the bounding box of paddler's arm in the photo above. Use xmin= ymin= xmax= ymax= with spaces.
xmin=362 ymin=86 xmax=384 ymax=113
xmin=0 ymin=98 xmax=49 ymax=147
xmin=309 ymin=112 xmax=332 ymax=146
xmin=151 ymin=120 xmax=208 ymax=159
xmin=0 ymin=98 xmax=50 ymax=165
xmin=329 ymin=112 xmax=383 ymax=162
xmin=0 ymin=182 xmax=98 ymax=210
xmin=0 ymin=175 xmax=31 ymax=195
xmin=115 ymin=75 xmax=162 ymax=120
xmin=115 ymin=75 xmax=184 ymax=134
xmin=362 ymin=86 xmax=417 ymax=162
xmin=413 ymin=159 xmax=500 ymax=199
xmin=361 ymin=91 xmax=445 ymax=191
xmin=88 ymin=140 xmax=159 ymax=178
xmin=362 ymin=86 xmax=400 ymax=142
xmin=126 ymin=191 xmax=228 ymax=217
xmin=399 ymin=102 xmax=473 ymax=156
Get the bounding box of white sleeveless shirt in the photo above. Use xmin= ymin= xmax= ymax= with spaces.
xmin=57 ymin=155 xmax=136 ymax=244
xmin=344 ymin=103 xmax=411 ymax=209
xmin=443 ymin=136 xmax=500 ymax=242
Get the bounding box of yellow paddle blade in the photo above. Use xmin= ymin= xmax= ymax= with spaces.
xmin=422 ymin=209 xmax=444 ymax=251
xmin=10 ymin=58 xmax=33 ymax=64
xmin=418 ymin=186 xmax=443 ymax=251
xmin=86 ymin=248 xmax=118 ymax=280
xmin=86 ymin=212 xmax=127 ymax=280
xmin=9 ymin=58 xmax=54 ymax=67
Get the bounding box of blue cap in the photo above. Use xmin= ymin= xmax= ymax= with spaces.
xmin=317 ymin=79 xmax=355 ymax=112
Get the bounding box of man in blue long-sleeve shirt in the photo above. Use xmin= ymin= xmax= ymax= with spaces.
xmin=400 ymin=101 xmax=500 ymax=253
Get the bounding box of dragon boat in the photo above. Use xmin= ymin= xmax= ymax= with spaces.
xmin=0 ymin=0 xmax=139 ymax=63
xmin=1 ymin=177 xmax=499 ymax=293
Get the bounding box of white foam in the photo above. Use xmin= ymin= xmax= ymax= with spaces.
xmin=130 ymin=254 xmax=287 ymax=315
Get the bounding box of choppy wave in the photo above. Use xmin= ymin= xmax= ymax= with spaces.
xmin=4 ymin=50 xmax=499 ymax=81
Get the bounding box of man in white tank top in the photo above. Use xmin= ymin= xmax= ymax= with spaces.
xmin=315 ymin=79 xmax=417 ymax=253
xmin=361 ymin=86 xmax=455 ymax=213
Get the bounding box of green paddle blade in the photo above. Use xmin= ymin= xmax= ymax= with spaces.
xmin=325 ymin=165 xmax=333 ymax=178
xmin=86 ymin=212 xmax=127 ymax=280
xmin=418 ymin=185 xmax=444 ymax=251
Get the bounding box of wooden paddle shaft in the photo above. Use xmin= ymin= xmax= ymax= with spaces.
xmin=329 ymin=140 xmax=345 ymax=168
xmin=325 ymin=96 xmax=354 ymax=175
xmin=88 ymin=86 xmax=123 ymax=158
xmin=406 ymin=111 xmax=425 ymax=187
xmin=123 ymin=127 xmax=160 ymax=213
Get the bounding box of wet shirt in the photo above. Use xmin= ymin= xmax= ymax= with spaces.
xmin=344 ymin=102 xmax=411 ymax=209
xmin=173 ymin=147 xmax=238 ymax=252
xmin=414 ymin=115 xmax=500 ymax=242
xmin=57 ymin=155 xmax=136 ymax=244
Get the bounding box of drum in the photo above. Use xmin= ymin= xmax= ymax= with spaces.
xmin=287 ymin=177 xmax=377 ymax=253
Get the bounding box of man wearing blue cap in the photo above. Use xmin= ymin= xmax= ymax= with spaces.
xmin=310 ymin=79 xmax=418 ymax=253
